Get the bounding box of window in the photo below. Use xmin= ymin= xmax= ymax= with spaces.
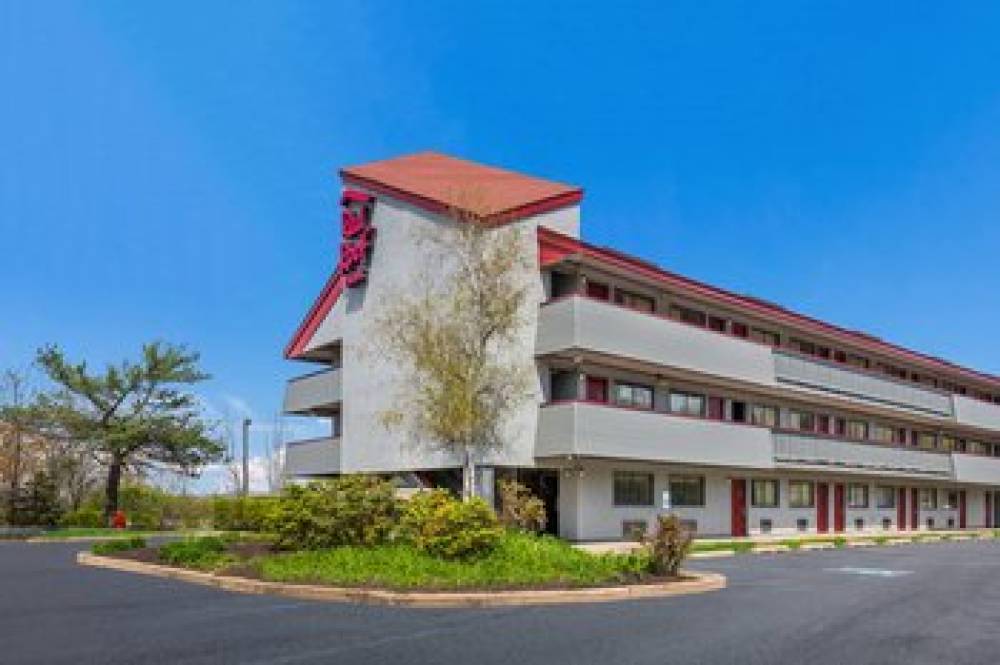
xmin=751 ymin=328 xmax=780 ymax=347
xmin=854 ymin=518 xmax=865 ymax=530
xmin=787 ymin=410 xmax=815 ymax=432
xmin=669 ymin=476 xmax=705 ymax=507
xmin=918 ymin=488 xmax=938 ymax=510
xmin=835 ymin=418 xmax=847 ymax=437
xmin=871 ymin=424 xmax=894 ymax=444
xmin=730 ymin=401 xmax=747 ymax=423
xmin=708 ymin=316 xmax=726 ymax=332
xmin=614 ymin=382 xmax=653 ymax=409
xmin=940 ymin=435 xmax=957 ymax=452
xmin=789 ymin=481 xmax=815 ymax=508
xmin=916 ymin=432 xmax=937 ymax=450
xmin=759 ymin=518 xmax=773 ymax=534
xmin=926 ymin=517 xmax=936 ymax=529
xmin=847 ymin=354 xmax=869 ymax=369
xmin=751 ymin=404 xmax=778 ymax=428
xmin=876 ymin=486 xmax=896 ymax=509
xmin=847 ymin=484 xmax=869 ymax=509
xmin=621 ymin=520 xmax=648 ymax=540
xmin=614 ymin=289 xmax=654 ymax=313
xmin=614 ymin=472 xmax=654 ymax=507
xmin=669 ymin=391 xmax=705 ymax=417
xmin=943 ymin=491 xmax=959 ymax=510
xmin=731 ymin=322 xmax=749 ymax=338
xmin=789 ymin=338 xmax=816 ymax=355
xmin=751 ymin=479 xmax=779 ymax=508
xmin=969 ymin=440 xmax=991 ymax=455
xmin=846 ymin=420 xmax=869 ymax=440
xmin=669 ymin=304 xmax=706 ymax=327
xmin=882 ymin=517 xmax=893 ymax=530
xmin=796 ymin=518 xmax=809 ymax=532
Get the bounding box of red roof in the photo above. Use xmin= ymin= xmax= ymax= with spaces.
xmin=340 ymin=152 xmax=582 ymax=224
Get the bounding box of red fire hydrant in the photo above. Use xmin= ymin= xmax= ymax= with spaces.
xmin=111 ymin=510 xmax=127 ymax=530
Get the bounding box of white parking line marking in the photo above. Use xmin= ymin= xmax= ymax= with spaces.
xmin=825 ymin=567 xmax=913 ymax=578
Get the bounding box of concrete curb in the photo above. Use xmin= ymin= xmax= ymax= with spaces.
xmin=76 ymin=552 xmax=727 ymax=608
xmin=26 ymin=531 xmax=223 ymax=544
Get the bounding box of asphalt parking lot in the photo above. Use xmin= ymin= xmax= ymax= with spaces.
xmin=2 ymin=539 xmax=1000 ymax=665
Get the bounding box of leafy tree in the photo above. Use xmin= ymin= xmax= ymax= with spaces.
xmin=373 ymin=213 xmax=534 ymax=499
xmin=35 ymin=342 xmax=224 ymax=523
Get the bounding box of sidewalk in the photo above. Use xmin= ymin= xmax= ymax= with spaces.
xmin=574 ymin=528 xmax=998 ymax=556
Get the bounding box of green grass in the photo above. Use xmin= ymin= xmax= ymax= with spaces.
xmin=255 ymin=532 xmax=650 ymax=590
xmin=690 ymin=540 xmax=755 ymax=554
xmin=780 ymin=539 xmax=803 ymax=550
xmin=92 ymin=536 xmax=147 ymax=555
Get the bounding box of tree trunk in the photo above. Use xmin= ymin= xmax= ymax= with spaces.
xmin=462 ymin=446 xmax=476 ymax=501
xmin=104 ymin=458 xmax=123 ymax=524
xmin=7 ymin=426 xmax=22 ymax=524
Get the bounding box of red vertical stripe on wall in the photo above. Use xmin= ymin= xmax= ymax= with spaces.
xmin=911 ymin=488 xmax=920 ymax=530
xmin=730 ymin=479 xmax=747 ymax=537
xmin=833 ymin=484 xmax=846 ymax=533
xmin=816 ymin=483 xmax=829 ymax=533
xmin=897 ymin=488 xmax=907 ymax=530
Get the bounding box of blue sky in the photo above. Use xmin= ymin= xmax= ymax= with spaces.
xmin=3 ymin=2 xmax=1000 ymax=486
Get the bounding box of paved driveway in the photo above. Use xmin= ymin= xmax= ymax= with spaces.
xmin=2 ymin=539 xmax=1000 ymax=665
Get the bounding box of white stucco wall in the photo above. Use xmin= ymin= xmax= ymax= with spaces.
xmin=556 ymin=458 xmax=972 ymax=541
xmin=321 ymin=190 xmax=580 ymax=473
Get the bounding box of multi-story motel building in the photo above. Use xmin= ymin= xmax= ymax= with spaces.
xmin=283 ymin=151 xmax=1000 ymax=541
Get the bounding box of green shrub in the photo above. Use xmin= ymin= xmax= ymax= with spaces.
xmin=92 ymin=537 xmax=146 ymax=555
xmin=872 ymin=536 xmax=889 ymax=545
xmin=832 ymin=536 xmax=847 ymax=548
xmin=159 ymin=536 xmax=229 ymax=569
xmin=271 ymin=476 xmax=398 ymax=550
xmin=400 ymin=490 xmax=502 ymax=559
xmin=781 ymin=539 xmax=803 ymax=550
xmin=497 ymin=480 xmax=547 ymax=533
xmin=642 ymin=514 xmax=692 ymax=576
xmin=60 ymin=507 xmax=105 ymax=528
xmin=732 ymin=541 xmax=754 ymax=554
xmin=211 ymin=495 xmax=279 ymax=532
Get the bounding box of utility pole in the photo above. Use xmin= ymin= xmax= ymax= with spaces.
xmin=241 ymin=418 xmax=251 ymax=497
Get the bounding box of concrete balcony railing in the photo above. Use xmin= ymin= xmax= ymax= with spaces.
xmin=537 ymin=296 xmax=776 ymax=386
xmin=952 ymin=394 xmax=1000 ymax=432
xmin=283 ymin=367 xmax=342 ymax=415
xmin=773 ymin=351 xmax=954 ymax=418
xmin=951 ymin=452 xmax=1000 ymax=485
xmin=536 ymin=401 xmax=775 ymax=469
xmin=285 ymin=437 xmax=341 ymax=476
xmin=772 ymin=431 xmax=953 ymax=478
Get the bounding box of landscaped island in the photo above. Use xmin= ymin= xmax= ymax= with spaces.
xmin=86 ymin=476 xmax=696 ymax=593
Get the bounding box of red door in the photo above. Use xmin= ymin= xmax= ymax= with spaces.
xmin=911 ymin=488 xmax=919 ymax=530
xmin=959 ymin=490 xmax=967 ymax=529
xmin=833 ymin=484 xmax=846 ymax=533
xmin=816 ymin=483 xmax=829 ymax=533
xmin=897 ymin=487 xmax=907 ymax=530
xmin=586 ymin=281 xmax=610 ymax=300
xmin=731 ymin=479 xmax=748 ymax=537
xmin=584 ymin=377 xmax=608 ymax=403
xmin=986 ymin=492 xmax=994 ymax=529
xmin=707 ymin=396 xmax=724 ymax=420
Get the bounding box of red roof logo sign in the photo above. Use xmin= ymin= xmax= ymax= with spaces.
xmin=337 ymin=189 xmax=376 ymax=288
